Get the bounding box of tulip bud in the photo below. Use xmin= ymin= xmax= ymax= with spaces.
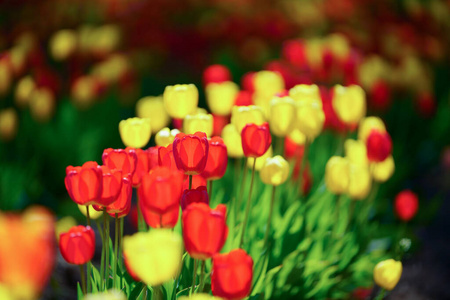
xmin=78 ymin=205 xmax=103 ymax=219
xmin=211 ymin=249 xmax=253 ymax=299
xmin=373 ymin=259 xmax=402 ymax=291
xmin=65 ymin=162 xmax=103 ymax=206
xmin=123 ymin=230 xmax=183 ymax=286
xmin=221 ymin=124 xmax=244 ymax=158
xmin=260 ymin=155 xmax=290 ymax=186
xmin=332 ymin=85 xmax=366 ymax=125
xmin=348 ymin=164 xmax=372 ymax=200
xmin=183 ymin=113 xmax=213 ymax=137
xmin=155 ymin=127 xmax=180 ymax=147
xmin=372 ymin=155 xmax=395 ymax=182
xmin=358 ymin=116 xmax=386 ymax=142
xmin=325 ymin=156 xmax=349 ymax=194
xmin=202 ymin=137 xmax=228 ymax=180
xmin=345 ymin=139 xmax=368 ymax=167
xmin=136 ymin=96 xmax=170 ymax=133
xmin=295 ymin=100 xmax=325 ymax=140
xmin=173 ymin=132 xmax=209 ymax=175
xmin=29 ymin=87 xmax=55 ymax=123
xmin=59 ymin=226 xmax=95 ymax=265
xmin=241 ymin=123 xmax=272 ymax=158
xmin=289 ymin=84 xmax=321 ymax=106
xmin=269 ymin=96 xmax=296 ymax=137
xmin=248 ymin=146 xmax=273 ymax=171
xmin=206 ymin=81 xmax=239 ymax=116
xmin=0 ymin=108 xmax=18 ymax=142
xmin=394 ymin=190 xmax=419 ymax=221
xmin=366 ymin=129 xmax=392 ymax=162
xmin=163 ymin=84 xmax=198 ymax=119
xmin=15 ymin=76 xmax=35 ymax=108
xmin=182 ymin=203 xmax=228 ymax=260
xmin=119 ymin=117 xmax=152 ymax=149
xmin=49 ymin=29 xmax=77 ymax=61
xmin=203 ymin=64 xmax=231 ymax=86
xmin=231 ymin=105 xmax=265 ymax=133
xmin=180 ymin=186 xmax=209 ymax=211
xmin=97 ymin=166 xmax=123 ymax=206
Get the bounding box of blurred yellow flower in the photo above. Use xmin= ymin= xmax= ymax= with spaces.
xmin=29 ymin=87 xmax=55 ymax=123
xmin=358 ymin=116 xmax=386 ymax=142
xmin=374 ymin=259 xmax=402 ymax=291
xmin=372 ymin=155 xmax=395 ymax=182
xmin=84 ymin=289 xmax=127 ymax=300
xmin=163 ymin=84 xmax=198 ymax=119
xmin=49 ymin=29 xmax=77 ymax=61
xmin=221 ymin=124 xmax=244 ymax=158
xmin=0 ymin=108 xmax=18 ymax=142
xmin=123 ymin=229 xmax=183 ymax=287
xmin=178 ymin=294 xmax=221 ymax=300
xmin=253 ymin=71 xmax=285 ymax=117
xmin=260 ymin=155 xmax=290 ymax=186
xmin=345 ymin=139 xmax=368 ymax=167
xmin=288 ymin=84 xmax=321 ymax=107
xmin=269 ymin=96 xmax=296 ymax=137
xmin=15 ymin=76 xmax=35 ymax=108
xmin=119 ymin=117 xmax=152 ymax=148
xmin=325 ymin=156 xmax=349 ymax=194
xmin=183 ymin=113 xmax=213 ymax=137
xmin=205 ymin=81 xmax=239 ymax=116
xmin=0 ymin=59 xmax=12 ymax=96
xmin=55 ymin=216 xmax=77 ymax=241
xmin=78 ymin=205 xmax=103 ymax=220
xmin=248 ymin=146 xmax=273 ymax=171
xmin=295 ymin=101 xmax=325 ymax=140
xmin=332 ymin=85 xmax=366 ymax=125
xmin=155 ymin=127 xmax=180 ymax=147
xmin=348 ymin=164 xmax=372 ymax=200
xmin=230 ymin=105 xmax=265 ymax=133
xmin=136 ymin=96 xmax=170 ymax=133
xmin=288 ymin=128 xmax=306 ymax=145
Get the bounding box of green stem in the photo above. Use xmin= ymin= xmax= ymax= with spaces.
xmin=190 ymin=258 xmax=198 ymax=295
xmin=296 ymin=140 xmax=310 ymax=198
xmin=189 ymin=174 xmax=193 ymax=190
xmin=86 ymin=205 xmax=91 ymax=227
xmin=333 ymin=194 xmax=342 ymax=238
xmin=104 ymin=210 xmax=110 ymax=290
xmin=86 ymin=206 xmax=91 ymax=293
xmin=275 ymin=136 xmax=284 ymax=156
xmin=208 ymin=180 xmax=213 ymax=199
xmin=375 ymin=288 xmax=386 ymax=300
xmin=263 ymin=186 xmax=276 ymax=250
xmin=198 ymin=260 xmax=206 ymax=292
xmin=79 ymin=264 xmax=86 ymax=295
xmin=239 ymin=158 xmax=256 ymax=249
xmin=101 ymin=209 xmax=107 ymax=291
xmin=237 ymin=158 xmax=249 ymax=221
xmin=346 ymin=200 xmax=356 ymax=232
xmin=119 ymin=217 xmax=124 ymax=289
xmin=113 ymin=214 xmax=119 ymax=289
xmin=137 ymin=195 xmax=147 ymax=232
xmin=153 ymin=285 xmax=162 ymax=300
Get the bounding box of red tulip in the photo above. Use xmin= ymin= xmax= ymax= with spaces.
xmin=183 ymin=174 xmax=207 ymax=191
xmin=172 ymin=118 xmax=183 ymax=130
xmin=282 ymin=39 xmax=307 ymax=69
xmin=241 ymin=123 xmax=272 ymax=158
xmin=284 ymin=137 xmax=304 ymax=160
xmin=128 ymin=147 xmax=151 ymax=187
xmin=213 ymin=114 xmax=229 ymax=136
xmin=395 ymin=190 xmax=419 ymax=221
xmin=158 ymin=144 xmax=179 ymax=171
xmin=148 ymin=146 xmax=160 ymax=169
xmin=98 ymin=165 xmax=123 ymax=206
xmin=107 ymin=176 xmax=132 ymax=218
xmin=65 ymin=161 xmax=103 ymax=206
xmin=59 ymin=225 xmax=95 ymax=265
xmin=138 ymin=166 xmax=184 ymax=228
xmin=182 ymin=203 xmax=228 ymax=260
xmin=241 ymin=72 xmax=255 ymax=93
xmin=211 ymin=249 xmax=253 ymax=300
xmin=180 ymin=186 xmax=209 ymax=211
xmin=202 ymin=137 xmax=228 ymax=180
xmin=102 ymin=148 xmax=138 ymax=176
xmin=370 ymin=80 xmax=391 ymax=111
xmin=173 ymin=132 xmax=209 ymax=175
xmin=203 ymin=64 xmax=231 ymax=86
xmin=234 ymin=90 xmax=253 ymax=106
xmin=366 ymin=129 xmax=392 ymax=162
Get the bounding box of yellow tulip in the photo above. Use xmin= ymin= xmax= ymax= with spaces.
xmin=288 ymin=84 xmax=321 ymax=107
xmin=295 ymin=101 xmax=325 ymax=140
xmin=326 ymin=33 xmax=350 ymax=61
xmin=49 ymin=29 xmax=77 ymax=61
xmin=0 ymin=108 xmax=18 ymax=142
xmin=269 ymin=96 xmax=296 ymax=137
xmin=358 ymin=116 xmax=386 ymax=142
xmin=253 ymin=71 xmax=285 ymax=117
xmin=136 ymin=96 xmax=170 ymax=133
xmin=123 ymin=230 xmax=183 ymax=286
xmin=15 ymin=76 xmax=35 ymax=108
xmin=305 ymin=38 xmax=324 ymax=70
xmin=155 ymin=127 xmax=180 ymax=147
xmin=119 ymin=117 xmax=152 ymax=148
xmin=55 ymin=216 xmax=77 ymax=241
xmin=183 ymin=113 xmax=213 ymax=137
xmin=0 ymin=284 xmax=13 ymax=300
xmin=374 ymin=259 xmax=402 ymax=291
xmin=0 ymin=60 xmax=11 ymax=96
xmin=288 ymin=128 xmax=306 ymax=145
xmin=260 ymin=155 xmax=290 ymax=186
xmin=332 ymin=85 xmax=366 ymax=125
xmin=345 ymin=139 xmax=368 ymax=167
xmin=221 ymin=124 xmax=244 ymax=158
xmin=230 ymin=105 xmax=265 ymax=133
xmin=325 ymin=156 xmax=349 ymax=194
xmin=248 ymin=146 xmax=273 ymax=171
xmin=84 ymin=289 xmax=127 ymax=300
xmin=205 ymin=81 xmax=239 ymax=116
xmin=348 ymin=164 xmax=372 ymax=200
xmin=163 ymin=84 xmax=198 ymax=119
xmin=178 ymin=294 xmax=221 ymax=300
xmin=90 ymin=24 xmax=121 ymax=56
xmin=71 ymin=76 xmax=99 ymax=110
xmin=372 ymin=155 xmax=395 ymax=182
xmin=195 ymin=107 xmax=208 ymax=115
xmin=78 ymin=205 xmax=103 ymax=220
xmin=29 ymin=87 xmax=55 ymax=123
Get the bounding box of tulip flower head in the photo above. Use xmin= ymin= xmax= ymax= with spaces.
xmin=269 ymin=96 xmax=296 ymax=137
xmin=102 ymin=148 xmax=138 ymax=177
xmin=119 ymin=117 xmax=152 ymax=149
xmin=106 ymin=175 xmax=132 ymax=217
xmin=163 ymin=84 xmax=198 ymax=119
xmin=348 ymin=163 xmax=372 ymax=200
xmin=332 ymin=85 xmax=366 ymax=126
xmin=84 ymin=289 xmax=127 ymax=300
xmin=183 ymin=113 xmax=214 ymax=137
xmin=158 ymin=144 xmax=179 ymax=171
xmin=65 ymin=161 xmax=103 ymax=206
xmin=123 ymin=230 xmax=183 ymax=286
xmin=325 ymin=156 xmax=350 ymax=194
xmin=136 ymin=96 xmax=170 ymax=133
xmin=206 ymin=81 xmax=239 ymax=116
xmin=295 ymin=99 xmax=325 ymax=140
xmin=221 ymin=124 xmax=244 ymax=158
xmin=182 ymin=174 xmax=207 ymax=191
xmin=394 ymin=190 xmax=419 ymax=221
xmin=231 ymin=105 xmax=265 ymax=133
xmin=345 ymin=139 xmax=368 ymax=167
xmin=211 ymin=249 xmax=253 ymax=300
xmin=180 ymin=186 xmax=209 ymax=211
xmin=155 ymin=127 xmax=180 ymax=147
xmin=212 ymin=114 xmax=229 ymax=136
xmin=234 ymin=90 xmax=253 ymax=107
xmin=203 ymin=64 xmax=231 ymax=86
xmin=366 ymin=129 xmax=392 ymax=162
xmin=373 ymin=259 xmax=402 ymax=291
xmin=182 ymin=203 xmax=228 ymax=260
xmin=202 ymin=137 xmax=228 ymax=180
xmin=0 ymin=108 xmax=18 ymax=142
xmin=173 ymin=132 xmax=209 ymax=175
xmin=289 ymin=84 xmax=321 ymax=106
xmin=59 ymin=225 xmax=95 ymax=265
xmin=98 ymin=165 xmax=123 ymax=206
xmin=372 ymin=155 xmax=395 ymax=182
xmin=358 ymin=116 xmax=386 ymax=142
xmin=129 ymin=147 xmax=151 ymax=187
xmin=260 ymin=155 xmax=290 ymax=186
xmin=241 ymin=123 xmax=272 ymax=158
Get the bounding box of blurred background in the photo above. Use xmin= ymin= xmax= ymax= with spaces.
xmin=0 ymin=0 xmax=449 ymax=299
